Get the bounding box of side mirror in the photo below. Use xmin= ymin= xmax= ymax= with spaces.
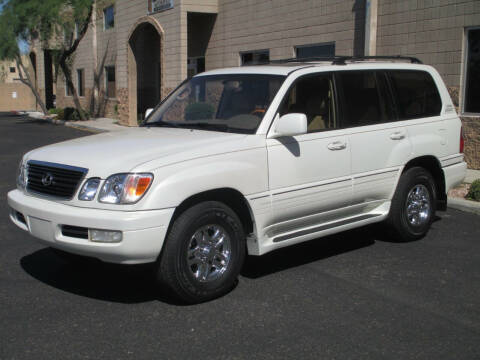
xmin=267 ymin=113 xmax=307 ymax=139
xmin=145 ymin=108 xmax=154 ymax=119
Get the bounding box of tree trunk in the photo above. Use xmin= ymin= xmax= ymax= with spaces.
xmin=57 ymin=3 xmax=94 ymax=121
xmin=16 ymin=56 xmax=48 ymax=115
xmin=89 ymin=0 xmax=98 ymax=116
xmin=59 ymin=59 xmax=86 ymax=120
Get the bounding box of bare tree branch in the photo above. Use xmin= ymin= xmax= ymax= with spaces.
xmin=16 ymin=55 xmax=48 ymax=114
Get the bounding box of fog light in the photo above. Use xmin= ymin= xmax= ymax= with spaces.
xmin=89 ymin=229 xmax=122 ymax=243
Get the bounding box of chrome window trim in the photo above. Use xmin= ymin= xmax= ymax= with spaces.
xmin=27 ymin=160 xmax=89 ymax=174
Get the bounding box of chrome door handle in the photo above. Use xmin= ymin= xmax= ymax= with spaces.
xmin=390 ymin=131 xmax=406 ymax=140
xmin=327 ymin=141 xmax=347 ymax=150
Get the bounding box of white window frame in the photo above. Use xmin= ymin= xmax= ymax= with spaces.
xmin=461 ymin=26 xmax=480 ymax=116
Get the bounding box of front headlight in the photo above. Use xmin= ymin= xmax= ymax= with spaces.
xmin=98 ymin=173 xmax=153 ymax=204
xmin=17 ymin=159 xmax=27 ymax=189
xmin=78 ymin=178 xmax=101 ymax=201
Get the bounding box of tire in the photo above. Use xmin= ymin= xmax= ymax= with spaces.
xmin=387 ymin=167 xmax=437 ymax=242
xmin=156 ymin=201 xmax=246 ymax=304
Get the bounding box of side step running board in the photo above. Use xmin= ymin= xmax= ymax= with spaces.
xmin=272 ymin=213 xmax=382 ymax=243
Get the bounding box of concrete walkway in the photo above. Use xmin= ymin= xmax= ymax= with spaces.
xmin=65 ymin=117 xmax=126 ymax=132
xmin=25 ymin=111 xmax=127 ymax=132
xmin=448 ymin=169 xmax=480 ymax=215
xmin=464 ymin=169 xmax=480 ymax=184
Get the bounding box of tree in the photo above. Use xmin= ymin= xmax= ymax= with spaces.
xmin=58 ymin=4 xmax=94 ymax=119
xmin=0 ymin=5 xmax=49 ymax=114
xmin=0 ymin=0 xmax=101 ymax=119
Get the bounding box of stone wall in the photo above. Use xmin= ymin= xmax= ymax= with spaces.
xmin=117 ymin=88 xmax=129 ymax=124
xmin=462 ymin=117 xmax=480 ymax=170
xmin=447 ymin=85 xmax=480 ymax=170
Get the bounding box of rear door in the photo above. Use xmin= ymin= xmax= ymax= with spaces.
xmin=336 ymin=70 xmax=412 ymax=209
xmin=387 ymin=69 xmax=446 ymax=158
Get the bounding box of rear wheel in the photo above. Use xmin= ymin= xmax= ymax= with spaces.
xmin=387 ymin=167 xmax=436 ymax=242
xmin=156 ymin=201 xmax=246 ymax=304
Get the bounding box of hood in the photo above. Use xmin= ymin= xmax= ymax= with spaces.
xmin=25 ymin=127 xmax=261 ymax=178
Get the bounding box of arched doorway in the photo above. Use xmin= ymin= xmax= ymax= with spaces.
xmin=128 ymin=19 xmax=163 ymax=125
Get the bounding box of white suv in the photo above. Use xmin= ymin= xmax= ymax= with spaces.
xmin=8 ymin=56 xmax=467 ymax=303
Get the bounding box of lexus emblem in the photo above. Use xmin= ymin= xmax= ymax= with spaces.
xmin=41 ymin=173 xmax=54 ymax=186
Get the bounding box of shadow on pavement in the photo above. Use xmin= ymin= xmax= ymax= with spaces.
xmin=242 ymin=226 xmax=377 ymax=279
xmin=20 ymin=221 xmax=427 ymax=303
xmin=14 ymin=118 xmax=53 ymax=125
xmin=20 ymin=248 xmax=181 ymax=305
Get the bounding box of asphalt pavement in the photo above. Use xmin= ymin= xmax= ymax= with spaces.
xmin=1 ymin=113 xmax=479 ymax=359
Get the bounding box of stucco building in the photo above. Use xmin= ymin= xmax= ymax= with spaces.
xmin=0 ymin=56 xmax=36 ymax=112
xmin=28 ymin=0 xmax=480 ymax=167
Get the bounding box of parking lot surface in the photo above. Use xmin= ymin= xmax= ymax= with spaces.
xmin=1 ymin=113 xmax=479 ymax=359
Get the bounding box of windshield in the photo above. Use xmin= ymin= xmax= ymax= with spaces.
xmin=144 ymin=74 xmax=286 ymax=134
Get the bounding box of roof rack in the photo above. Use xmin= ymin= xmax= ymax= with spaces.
xmin=269 ymin=55 xmax=423 ymax=66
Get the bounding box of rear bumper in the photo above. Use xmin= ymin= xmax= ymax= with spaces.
xmin=443 ymin=161 xmax=467 ymax=192
xmin=8 ymin=189 xmax=175 ymax=264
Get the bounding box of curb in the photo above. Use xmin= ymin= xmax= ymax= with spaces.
xmin=64 ymin=121 xmax=107 ymax=133
xmin=447 ymin=197 xmax=480 ymax=215
xmin=28 ymin=114 xmax=111 ymax=133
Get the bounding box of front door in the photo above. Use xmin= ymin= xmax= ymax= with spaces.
xmin=266 ymin=73 xmax=352 ymax=238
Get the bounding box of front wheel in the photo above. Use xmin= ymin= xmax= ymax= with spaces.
xmin=155 ymin=201 xmax=246 ymax=304
xmin=387 ymin=167 xmax=436 ymax=242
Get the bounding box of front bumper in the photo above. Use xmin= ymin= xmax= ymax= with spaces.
xmin=8 ymin=189 xmax=175 ymax=264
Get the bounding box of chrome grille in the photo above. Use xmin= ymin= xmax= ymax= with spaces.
xmin=26 ymin=160 xmax=88 ymax=200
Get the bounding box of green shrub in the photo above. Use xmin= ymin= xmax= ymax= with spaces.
xmin=466 ymin=179 xmax=480 ymax=202
xmin=48 ymin=108 xmax=65 ymax=119
xmin=185 ymin=102 xmax=215 ymax=121
xmin=61 ymin=107 xmax=89 ymax=121
xmin=63 ymin=107 xmax=76 ymax=120
xmin=48 ymin=108 xmax=60 ymax=115
xmin=70 ymin=109 xmax=90 ymax=121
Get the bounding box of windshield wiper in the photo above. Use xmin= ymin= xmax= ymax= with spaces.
xmin=143 ymin=120 xmax=182 ymax=128
xmin=177 ymin=122 xmax=231 ymax=132
xmin=144 ymin=121 xmax=231 ymax=132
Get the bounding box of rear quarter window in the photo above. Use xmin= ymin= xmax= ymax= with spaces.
xmin=388 ymin=70 xmax=442 ymax=120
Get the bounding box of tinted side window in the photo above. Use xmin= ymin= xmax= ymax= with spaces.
xmin=388 ymin=70 xmax=441 ymax=120
xmin=279 ymin=73 xmax=336 ymax=133
xmin=336 ymin=71 xmax=394 ymax=127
